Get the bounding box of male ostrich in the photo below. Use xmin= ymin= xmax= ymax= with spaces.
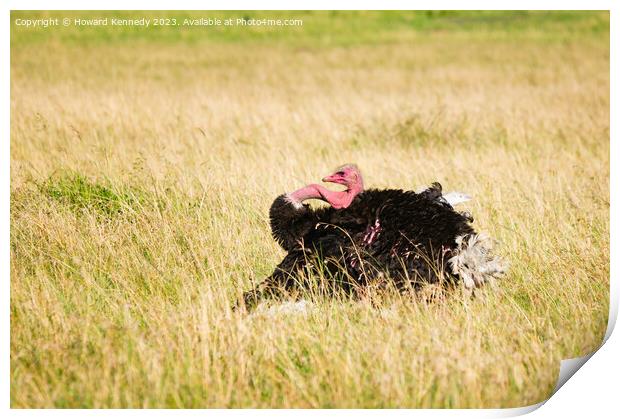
xmin=240 ymin=165 xmax=506 ymax=309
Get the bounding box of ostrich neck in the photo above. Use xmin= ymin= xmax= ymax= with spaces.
xmin=287 ymin=183 xmax=362 ymax=210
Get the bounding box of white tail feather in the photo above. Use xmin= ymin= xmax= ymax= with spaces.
xmin=448 ymin=233 xmax=508 ymax=291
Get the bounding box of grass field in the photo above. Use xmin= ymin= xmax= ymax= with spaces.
xmin=10 ymin=11 xmax=610 ymax=408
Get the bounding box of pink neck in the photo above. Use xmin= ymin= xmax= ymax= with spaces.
xmin=288 ymin=183 xmax=362 ymax=209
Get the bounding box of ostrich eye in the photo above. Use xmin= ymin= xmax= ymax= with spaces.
xmin=336 ymin=171 xmax=345 ymax=176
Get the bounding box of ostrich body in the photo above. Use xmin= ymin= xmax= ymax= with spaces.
xmin=240 ymin=165 xmax=505 ymax=309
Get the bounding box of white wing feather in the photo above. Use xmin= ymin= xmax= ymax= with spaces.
xmin=442 ymin=191 xmax=472 ymax=206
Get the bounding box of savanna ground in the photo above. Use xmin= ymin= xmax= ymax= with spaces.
xmin=10 ymin=11 xmax=610 ymax=408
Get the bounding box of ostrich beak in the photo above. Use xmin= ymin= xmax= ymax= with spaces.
xmin=322 ymin=172 xmax=345 ymax=185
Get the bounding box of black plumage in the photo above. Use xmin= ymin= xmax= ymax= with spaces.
xmin=240 ymin=183 xmax=481 ymax=309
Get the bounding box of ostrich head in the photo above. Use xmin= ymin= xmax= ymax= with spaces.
xmin=286 ymin=164 xmax=364 ymax=210
xmin=322 ymin=164 xmax=364 ymax=192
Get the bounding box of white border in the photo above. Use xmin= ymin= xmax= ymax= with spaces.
xmin=3 ymin=1 xmax=616 ymax=417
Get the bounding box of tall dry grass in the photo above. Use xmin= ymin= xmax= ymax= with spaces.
xmin=10 ymin=13 xmax=609 ymax=407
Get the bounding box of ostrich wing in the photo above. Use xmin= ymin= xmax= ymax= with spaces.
xmin=415 ymin=184 xmax=471 ymax=207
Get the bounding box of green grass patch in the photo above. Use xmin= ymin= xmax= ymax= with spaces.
xmin=38 ymin=172 xmax=149 ymax=218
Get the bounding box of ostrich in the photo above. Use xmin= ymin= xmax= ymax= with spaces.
xmin=239 ymin=165 xmax=506 ymax=310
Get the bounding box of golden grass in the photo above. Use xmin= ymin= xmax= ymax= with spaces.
xmin=10 ymin=22 xmax=609 ymax=407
